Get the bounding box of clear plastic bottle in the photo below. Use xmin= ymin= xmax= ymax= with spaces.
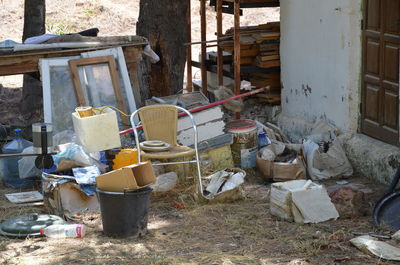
xmin=40 ymin=224 xmax=86 ymax=238
xmin=1 ymin=128 xmax=33 ymax=188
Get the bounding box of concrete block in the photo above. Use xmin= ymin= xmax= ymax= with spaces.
xmin=342 ymin=134 xmax=400 ymax=185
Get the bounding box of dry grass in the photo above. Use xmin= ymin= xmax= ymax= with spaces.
xmin=0 ymin=178 xmax=398 ymax=265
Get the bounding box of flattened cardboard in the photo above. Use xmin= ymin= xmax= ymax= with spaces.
xmin=96 ymin=161 xmax=156 ymax=192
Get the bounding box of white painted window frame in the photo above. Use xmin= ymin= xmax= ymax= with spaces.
xmin=39 ymin=56 xmax=81 ymax=125
xmin=40 ymin=47 xmax=139 ymax=128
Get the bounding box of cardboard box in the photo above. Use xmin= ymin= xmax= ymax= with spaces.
xmin=256 ymin=151 xmax=306 ymax=182
xmin=96 ymin=162 xmax=156 ymax=192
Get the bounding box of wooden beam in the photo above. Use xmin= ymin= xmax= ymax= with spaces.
xmin=224 ymin=0 xmax=278 ymax=3
xmin=234 ymin=0 xmax=241 ymax=119
xmin=200 ymin=0 xmax=208 ymax=95
xmin=217 ymin=0 xmax=224 ymax=86
xmin=186 ymin=0 xmax=193 ymax=92
xmin=0 ymin=44 xmax=145 ymax=76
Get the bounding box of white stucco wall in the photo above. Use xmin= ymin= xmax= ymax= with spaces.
xmin=279 ymin=0 xmax=363 ymax=137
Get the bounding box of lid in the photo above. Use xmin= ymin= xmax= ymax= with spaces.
xmin=258 ymin=131 xmax=267 ymax=137
xmin=14 ymin=128 xmax=22 ymax=135
xmin=0 ymin=214 xmax=66 ymax=238
xmin=226 ymin=120 xmax=257 ymax=132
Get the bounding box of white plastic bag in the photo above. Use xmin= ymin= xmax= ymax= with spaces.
xmin=151 ymin=172 xmax=178 ymax=192
xmin=18 ymin=146 xmax=41 ymax=179
xmin=52 ymin=144 xmax=93 ymax=172
xmin=350 ymin=235 xmax=400 ymax=261
xmin=204 ymin=169 xmax=246 ymax=200
xmin=53 ymin=130 xmax=77 ymax=146
xmin=303 ymin=138 xmax=353 ymax=180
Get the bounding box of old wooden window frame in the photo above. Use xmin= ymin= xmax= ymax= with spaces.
xmin=80 ymin=47 xmax=138 ymax=124
xmin=68 ymin=55 xmax=130 ymax=126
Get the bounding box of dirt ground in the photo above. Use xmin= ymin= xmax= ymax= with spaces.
xmin=0 ymin=174 xmax=398 ymax=265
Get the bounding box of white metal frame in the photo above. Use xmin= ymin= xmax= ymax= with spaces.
xmin=130 ymin=106 xmax=204 ymax=195
xmin=39 ymin=56 xmax=80 ymax=125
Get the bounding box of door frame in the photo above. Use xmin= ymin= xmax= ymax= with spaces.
xmin=360 ymin=0 xmax=400 ymax=146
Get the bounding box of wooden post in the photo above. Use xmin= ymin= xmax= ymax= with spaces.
xmin=234 ymin=0 xmax=241 ymax=119
xmin=217 ymin=0 xmax=223 ymax=86
xmin=200 ymin=0 xmax=208 ymax=95
xmin=186 ymin=0 xmax=193 ymax=92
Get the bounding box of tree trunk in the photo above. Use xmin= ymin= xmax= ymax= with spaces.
xmin=137 ymin=0 xmax=188 ymax=97
xmin=21 ymin=0 xmax=45 ymax=123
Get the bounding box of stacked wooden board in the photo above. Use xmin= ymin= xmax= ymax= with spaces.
xmin=219 ymin=22 xmax=281 ymax=105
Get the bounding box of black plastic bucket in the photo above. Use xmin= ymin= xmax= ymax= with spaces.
xmin=96 ymin=187 xmax=152 ymax=238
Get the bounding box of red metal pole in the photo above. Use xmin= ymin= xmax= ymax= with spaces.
xmin=119 ymin=87 xmax=268 ymax=135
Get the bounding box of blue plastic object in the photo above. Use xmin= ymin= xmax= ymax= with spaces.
xmin=1 ymin=129 xmax=34 ymax=188
xmin=258 ymin=131 xmax=271 ymax=149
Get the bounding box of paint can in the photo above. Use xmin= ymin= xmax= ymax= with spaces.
xmin=75 ymin=106 xmax=95 ymax=118
xmin=226 ymin=119 xmax=257 ymax=169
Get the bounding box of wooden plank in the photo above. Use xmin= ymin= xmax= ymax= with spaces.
xmin=186 ymin=0 xmax=193 ymax=92
xmin=234 ymin=0 xmax=241 ymax=119
xmin=219 ymin=43 xmax=253 ymax=51
xmin=260 ymin=51 xmax=279 ymax=56
xmin=0 ymin=45 xmax=144 ymax=76
xmin=224 ymin=22 xmax=280 ymax=35
xmin=123 ymin=46 xmax=144 ymax=108
xmin=240 ymin=57 xmax=255 ymax=65
xmin=125 ymin=61 xmax=143 ymax=107
xmin=68 ymin=59 xmax=88 ymax=107
xmin=258 ymin=54 xmax=280 ymax=61
xmin=254 ymin=33 xmax=281 ymax=43
xmin=256 ymin=59 xmax=280 ymax=68
xmin=240 ymin=48 xmax=259 ymax=57
xmin=249 ymin=78 xmax=281 ymax=88
xmin=224 ymin=0 xmax=279 ymax=4
xmin=123 ymin=46 xmax=143 ymax=63
xmin=239 ymin=36 xmax=256 ymax=45
xmin=200 ymin=0 xmax=208 ymax=95
xmin=240 ymin=65 xmax=280 ymax=74
xmin=217 ymin=0 xmax=223 ymax=86
xmin=108 ymin=57 xmax=130 ymax=127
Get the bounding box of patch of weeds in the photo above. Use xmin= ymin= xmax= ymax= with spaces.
xmin=0 ymin=239 xmax=9 ymax=252
xmin=136 ymin=253 xmax=176 ymax=265
xmin=46 ymin=20 xmax=71 ymax=35
xmin=290 ymin=233 xmax=330 ymax=256
xmin=83 ymin=9 xmax=95 ymax=16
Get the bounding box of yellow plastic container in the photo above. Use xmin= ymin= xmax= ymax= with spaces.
xmin=112 ymin=149 xmax=139 ymax=170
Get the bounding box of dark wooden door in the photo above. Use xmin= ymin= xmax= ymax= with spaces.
xmin=362 ymin=0 xmax=400 ymax=145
